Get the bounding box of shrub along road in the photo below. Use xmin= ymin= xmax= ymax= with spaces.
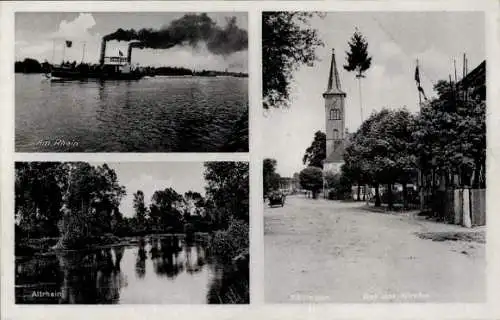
xmin=264 ymin=195 xmax=485 ymax=303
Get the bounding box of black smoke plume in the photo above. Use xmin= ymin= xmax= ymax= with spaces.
xmin=103 ymin=13 xmax=247 ymax=55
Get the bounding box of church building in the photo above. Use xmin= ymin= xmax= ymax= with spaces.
xmin=323 ymin=48 xmax=347 ymax=173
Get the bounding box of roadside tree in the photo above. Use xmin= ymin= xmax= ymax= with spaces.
xmin=299 ymin=166 xmax=323 ymax=199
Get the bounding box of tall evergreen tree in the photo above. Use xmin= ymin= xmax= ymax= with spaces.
xmin=344 ymin=28 xmax=372 ymax=122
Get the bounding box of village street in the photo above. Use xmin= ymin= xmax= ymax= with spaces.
xmin=264 ymin=196 xmax=485 ymax=303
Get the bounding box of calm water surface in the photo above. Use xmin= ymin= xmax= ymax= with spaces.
xmin=15 ymin=74 xmax=248 ymax=152
xmin=15 ymin=236 xmax=248 ymax=304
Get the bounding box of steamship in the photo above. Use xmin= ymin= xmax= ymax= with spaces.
xmin=48 ymin=39 xmax=145 ymax=81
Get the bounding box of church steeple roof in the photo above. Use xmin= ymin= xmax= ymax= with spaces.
xmin=323 ymin=48 xmax=346 ymax=97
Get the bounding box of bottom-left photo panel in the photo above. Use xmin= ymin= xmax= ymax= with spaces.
xmin=14 ymin=161 xmax=249 ymax=304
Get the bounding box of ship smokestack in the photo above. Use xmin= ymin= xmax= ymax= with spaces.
xmin=99 ymin=39 xmax=107 ymax=65
xmin=127 ymin=44 xmax=133 ymax=64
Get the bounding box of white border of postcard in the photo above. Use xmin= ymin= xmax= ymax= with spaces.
xmin=1 ymin=1 xmax=500 ymax=319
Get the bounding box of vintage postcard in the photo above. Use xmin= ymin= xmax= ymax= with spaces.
xmin=1 ymin=1 xmax=499 ymax=320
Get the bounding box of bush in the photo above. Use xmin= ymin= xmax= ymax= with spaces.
xmin=328 ymin=188 xmax=350 ymax=200
xmin=380 ymin=188 xmax=419 ymax=205
xmin=210 ymin=219 xmax=249 ymax=261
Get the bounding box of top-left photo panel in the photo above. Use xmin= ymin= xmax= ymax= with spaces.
xmin=15 ymin=12 xmax=249 ymax=152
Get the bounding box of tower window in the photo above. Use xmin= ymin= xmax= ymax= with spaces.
xmin=333 ymin=129 xmax=339 ymax=140
xmin=330 ymin=108 xmax=341 ymax=120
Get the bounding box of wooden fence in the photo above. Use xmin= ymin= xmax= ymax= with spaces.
xmin=426 ymin=188 xmax=485 ymax=227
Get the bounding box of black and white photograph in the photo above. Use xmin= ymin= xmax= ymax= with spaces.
xmin=15 ymin=161 xmax=249 ymax=304
xmin=263 ymin=12 xmax=486 ymax=303
xmin=15 ymin=12 xmax=248 ymax=152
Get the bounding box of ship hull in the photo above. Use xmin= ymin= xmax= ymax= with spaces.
xmin=51 ymin=69 xmax=144 ymax=81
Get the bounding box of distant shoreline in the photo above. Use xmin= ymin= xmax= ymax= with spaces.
xmin=15 ymin=232 xmax=212 ymax=257
xmin=15 ymin=58 xmax=249 ymax=78
xmin=16 ymin=72 xmax=249 ymax=79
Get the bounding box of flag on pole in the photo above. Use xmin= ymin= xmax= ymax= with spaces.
xmin=119 ymin=50 xmax=124 ymax=57
xmin=414 ymin=64 xmax=420 ymax=84
xmin=65 ymin=40 xmax=73 ymax=48
xmin=418 ymin=85 xmax=428 ymax=101
xmin=414 ymin=63 xmax=428 ymax=101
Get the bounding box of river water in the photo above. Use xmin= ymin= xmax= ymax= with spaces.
xmin=15 ymin=235 xmax=248 ymax=304
xmin=15 ymin=74 xmax=248 ymax=152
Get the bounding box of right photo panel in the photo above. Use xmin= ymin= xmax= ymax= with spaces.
xmin=263 ymin=11 xmax=485 ymax=303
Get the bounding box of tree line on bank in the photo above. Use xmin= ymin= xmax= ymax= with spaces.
xmin=14 ymin=58 xmax=248 ymax=77
xmin=298 ymin=77 xmax=486 ymax=209
xmin=15 ymin=162 xmax=249 ymax=251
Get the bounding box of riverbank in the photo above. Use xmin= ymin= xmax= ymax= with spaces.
xmin=15 ymin=233 xmax=248 ymax=304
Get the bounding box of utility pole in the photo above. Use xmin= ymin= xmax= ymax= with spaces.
xmin=356 ymin=73 xmax=368 ymax=204
xmin=357 ymin=74 xmax=364 ymax=122
xmin=416 ymin=59 xmax=424 ymax=212
xmin=454 ymin=59 xmax=457 ymax=83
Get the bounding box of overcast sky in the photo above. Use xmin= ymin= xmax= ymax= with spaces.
xmin=15 ymin=12 xmax=248 ymax=72
xmin=90 ymin=162 xmax=206 ymax=218
xmin=263 ymin=11 xmax=485 ymax=177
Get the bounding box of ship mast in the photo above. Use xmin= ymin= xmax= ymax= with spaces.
xmin=51 ymin=39 xmax=56 ymax=65
xmin=81 ymin=42 xmax=86 ymax=63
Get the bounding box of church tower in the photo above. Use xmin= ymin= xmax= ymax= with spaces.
xmin=323 ymin=48 xmax=346 ymax=172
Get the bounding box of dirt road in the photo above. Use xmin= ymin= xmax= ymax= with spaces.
xmin=264 ymin=196 xmax=485 ymax=303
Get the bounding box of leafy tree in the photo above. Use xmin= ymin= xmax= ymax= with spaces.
xmin=57 ymin=163 xmax=126 ymax=248
xmin=324 ymin=170 xmax=351 ymax=199
xmin=344 ymin=28 xmax=372 ymax=121
xmin=302 ymin=131 xmax=326 ymax=168
xmin=324 ymin=171 xmax=339 ymax=189
xmin=343 ymin=108 xmax=417 ymax=209
xmin=262 ymin=12 xmax=324 ymax=109
xmin=263 ymin=158 xmax=281 ymax=196
xmin=184 ymin=191 xmax=205 ymax=218
xmin=149 ymin=188 xmax=184 ymax=232
xmin=299 ymin=166 xmax=323 ymax=199
xmin=414 ymin=80 xmax=485 ymax=189
xmin=342 ymin=135 xmax=369 ymax=203
xmin=15 ymin=162 xmax=68 ymax=238
xmin=15 ymin=162 xmax=129 ymax=245
xmin=204 ymin=162 xmax=249 ymax=227
xmin=133 ymin=190 xmax=147 ymax=230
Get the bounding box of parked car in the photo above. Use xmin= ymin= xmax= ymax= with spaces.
xmin=268 ymin=191 xmax=285 ymax=207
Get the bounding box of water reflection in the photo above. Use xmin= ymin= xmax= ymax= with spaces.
xmin=16 ymin=74 xmax=248 ymax=152
xmin=207 ymin=255 xmax=250 ymax=304
xmin=150 ymin=236 xmax=184 ymax=279
xmin=57 ymin=247 xmax=126 ymax=304
xmin=135 ymin=238 xmax=147 ymax=278
xmin=185 ymin=243 xmax=206 ymax=274
xmin=15 ymin=236 xmax=248 ymax=304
